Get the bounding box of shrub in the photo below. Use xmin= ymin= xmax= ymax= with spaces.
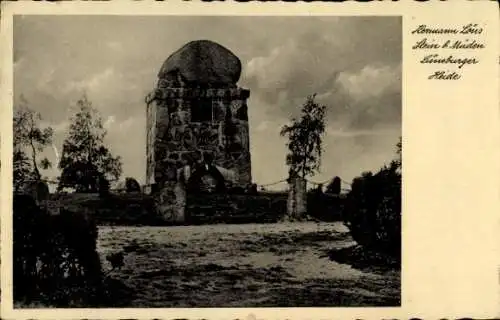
xmin=125 ymin=177 xmax=141 ymax=193
xmin=13 ymin=194 xmax=103 ymax=306
xmin=342 ymin=161 xmax=401 ymax=259
xmin=98 ymin=176 xmax=110 ymax=198
xmin=306 ymin=184 xmax=344 ymax=222
xmin=325 ymin=176 xmax=341 ymax=195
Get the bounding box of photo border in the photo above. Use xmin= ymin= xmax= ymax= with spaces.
xmin=1 ymin=1 xmax=499 ymax=319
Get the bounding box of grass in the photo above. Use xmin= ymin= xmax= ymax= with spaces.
xmin=21 ymin=193 xmax=398 ymax=307
xmin=96 ymin=222 xmax=400 ymax=307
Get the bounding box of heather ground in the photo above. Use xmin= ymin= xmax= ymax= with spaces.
xmin=97 ymin=222 xmax=400 ymax=307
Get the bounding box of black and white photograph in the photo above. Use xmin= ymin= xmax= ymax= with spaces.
xmin=12 ymin=15 xmax=402 ymax=308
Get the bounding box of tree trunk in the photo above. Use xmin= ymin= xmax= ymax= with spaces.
xmin=30 ymin=140 xmax=40 ymax=181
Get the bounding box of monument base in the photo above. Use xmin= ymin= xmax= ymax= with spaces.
xmin=153 ymin=181 xmax=186 ymax=223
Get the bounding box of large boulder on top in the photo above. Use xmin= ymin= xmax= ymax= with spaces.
xmin=158 ymin=40 xmax=242 ymax=86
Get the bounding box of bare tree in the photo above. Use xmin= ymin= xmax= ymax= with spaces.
xmin=14 ymin=96 xmax=53 ymax=189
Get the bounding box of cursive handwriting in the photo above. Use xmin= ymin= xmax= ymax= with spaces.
xmin=411 ymin=23 xmax=483 ymax=35
xmin=411 ymin=23 xmax=486 ymax=80
xmin=428 ymin=71 xmax=461 ymax=80
xmin=413 ymin=38 xmax=485 ymax=50
xmin=420 ymin=54 xmax=478 ymax=69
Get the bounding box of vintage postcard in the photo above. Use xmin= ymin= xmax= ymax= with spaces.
xmin=0 ymin=1 xmax=498 ymax=319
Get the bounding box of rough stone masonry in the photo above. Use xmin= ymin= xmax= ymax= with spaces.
xmin=145 ymin=40 xmax=252 ymax=222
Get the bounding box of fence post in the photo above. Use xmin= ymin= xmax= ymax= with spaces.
xmin=287 ymin=175 xmax=307 ymax=220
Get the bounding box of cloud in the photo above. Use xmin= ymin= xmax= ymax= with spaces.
xmin=245 ymin=40 xmax=297 ymax=91
xmin=35 ymin=68 xmax=57 ymax=92
xmin=14 ymin=16 xmax=402 ymax=186
xmin=63 ymin=67 xmax=116 ymax=94
xmin=50 ymin=121 xmax=69 ymax=133
xmin=241 ymin=18 xmax=402 ymax=184
xmin=14 ymin=57 xmax=25 ymax=70
xmin=104 ymin=116 xmax=135 ymax=132
xmin=103 ymin=115 xmax=116 ymax=129
xmin=241 ymin=18 xmax=402 ymax=137
xmin=106 ymin=41 xmax=123 ymax=51
xmin=254 ymin=120 xmax=283 ymax=134
xmin=255 ymin=121 xmax=270 ymax=132
xmin=326 ymin=127 xmax=397 ymax=138
xmin=337 ymin=64 xmax=401 ymax=102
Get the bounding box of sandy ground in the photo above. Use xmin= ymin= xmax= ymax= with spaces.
xmin=97 ymin=222 xmax=400 ymax=307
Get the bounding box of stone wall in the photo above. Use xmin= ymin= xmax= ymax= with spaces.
xmin=186 ymin=193 xmax=287 ymax=224
xmin=146 ymin=100 xmax=157 ymax=186
xmin=146 ymin=71 xmax=252 ymax=222
xmin=51 ymin=191 xmax=345 ymax=225
xmin=147 ymin=80 xmax=252 ymax=189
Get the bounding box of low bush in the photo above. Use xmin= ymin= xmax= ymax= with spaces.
xmin=342 ymin=161 xmax=401 ymax=259
xmin=98 ymin=176 xmax=110 ymax=198
xmin=125 ymin=177 xmax=141 ymax=193
xmin=325 ymin=176 xmax=341 ymax=195
xmin=307 ymin=189 xmax=344 ymax=221
xmin=13 ymin=194 xmax=104 ymax=307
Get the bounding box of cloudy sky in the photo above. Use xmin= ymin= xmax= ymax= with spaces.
xmin=14 ymin=15 xmax=401 ymax=189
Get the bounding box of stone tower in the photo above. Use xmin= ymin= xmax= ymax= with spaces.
xmin=146 ymin=40 xmax=252 ymax=195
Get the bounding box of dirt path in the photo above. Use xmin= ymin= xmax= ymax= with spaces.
xmin=97 ymin=222 xmax=400 ymax=307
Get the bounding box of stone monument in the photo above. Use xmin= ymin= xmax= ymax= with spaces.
xmin=145 ymin=40 xmax=252 ymax=222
